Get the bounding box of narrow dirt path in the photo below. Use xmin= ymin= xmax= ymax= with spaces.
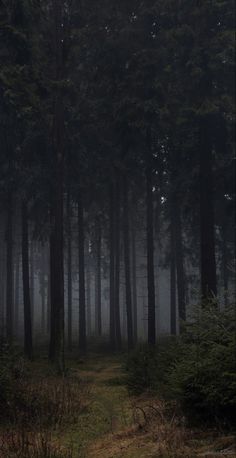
xmin=61 ymin=354 xmax=155 ymax=457
xmin=61 ymin=354 xmax=236 ymax=458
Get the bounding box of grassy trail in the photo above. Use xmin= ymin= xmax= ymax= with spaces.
xmin=61 ymin=353 xmax=148 ymax=457
xmin=59 ymin=353 xmax=236 ymax=458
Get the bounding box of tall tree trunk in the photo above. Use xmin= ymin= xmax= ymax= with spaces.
xmin=146 ymin=166 xmax=156 ymax=345
xmin=40 ymin=246 xmax=46 ymax=334
xmin=14 ymin=249 xmax=20 ymax=337
xmin=95 ymin=218 xmax=102 ymax=336
xmin=114 ymin=177 xmax=122 ymax=350
xmin=131 ymin=207 xmax=138 ymax=344
xmin=199 ymin=118 xmax=217 ymax=300
xmin=170 ymin=202 xmax=176 ymax=335
xmin=109 ymin=182 xmax=116 ymax=350
xmin=49 ymin=0 xmax=65 ymax=372
xmin=222 ymin=223 xmax=228 ymax=308
xmin=86 ymin=248 xmax=92 ymax=337
xmin=175 ymin=209 xmax=186 ymax=322
xmin=123 ymin=175 xmax=133 ymax=350
xmin=78 ymin=194 xmax=86 ymax=353
xmin=67 ymin=192 xmax=72 ymax=350
xmin=30 ymin=239 xmax=34 ymax=331
xmin=6 ymin=191 xmax=13 ymax=344
xmin=22 ymin=202 xmax=33 ymax=359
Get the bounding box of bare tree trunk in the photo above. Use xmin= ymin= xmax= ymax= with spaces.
xmin=86 ymin=247 xmax=92 ymax=336
xmin=95 ymin=218 xmax=102 ymax=336
xmin=123 ymin=175 xmax=133 ymax=350
xmin=67 ymin=192 xmax=72 ymax=350
xmin=109 ymin=182 xmax=116 ymax=350
xmin=6 ymin=191 xmax=13 ymax=344
xmin=170 ymin=201 xmax=176 ymax=335
xmin=78 ymin=194 xmax=86 ymax=353
xmin=199 ymin=118 xmax=217 ymax=301
xmin=14 ymin=248 xmax=20 ymax=337
xmin=146 ymin=165 xmax=156 ymax=345
xmin=22 ymin=202 xmax=33 ymax=359
xmin=30 ymin=239 xmax=34 ymax=331
xmin=131 ymin=206 xmax=138 ymax=344
xmin=114 ymin=177 xmax=122 ymax=350
xmin=49 ymin=0 xmax=65 ymax=373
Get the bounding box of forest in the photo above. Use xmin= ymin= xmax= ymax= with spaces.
xmin=0 ymin=0 xmax=235 ymax=457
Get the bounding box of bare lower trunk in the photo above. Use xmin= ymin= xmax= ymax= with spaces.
xmin=22 ymin=202 xmax=33 ymax=359
xmin=6 ymin=192 xmax=13 ymax=343
xmin=200 ymin=118 xmax=217 ymax=301
xmin=146 ymin=166 xmax=156 ymax=345
xmin=95 ymin=219 xmax=102 ymax=336
xmin=123 ymin=175 xmax=133 ymax=350
xmin=114 ymin=177 xmax=122 ymax=350
xmin=78 ymin=194 xmax=86 ymax=353
xmin=109 ymin=182 xmax=116 ymax=350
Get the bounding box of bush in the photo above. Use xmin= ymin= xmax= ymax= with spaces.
xmin=124 ymin=305 xmax=236 ymax=425
xmin=0 ymin=341 xmax=26 ymax=420
xmin=124 ymin=338 xmax=180 ymax=395
xmin=168 ymin=305 xmax=236 ymax=424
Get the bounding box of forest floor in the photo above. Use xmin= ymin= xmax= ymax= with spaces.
xmin=58 ymin=353 xmax=235 ymax=458
xmin=0 ymin=352 xmax=235 ymax=457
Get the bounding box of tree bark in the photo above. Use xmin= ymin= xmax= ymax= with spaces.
xmin=199 ymin=118 xmax=217 ymax=300
xmin=146 ymin=166 xmax=156 ymax=345
xmin=67 ymin=192 xmax=72 ymax=350
xmin=78 ymin=194 xmax=86 ymax=353
xmin=170 ymin=201 xmax=176 ymax=335
xmin=109 ymin=182 xmax=116 ymax=350
xmin=131 ymin=207 xmax=138 ymax=344
xmin=86 ymin=247 xmax=92 ymax=337
xmin=175 ymin=209 xmax=186 ymax=322
xmin=22 ymin=202 xmax=33 ymax=359
xmin=114 ymin=177 xmax=122 ymax=350
xmin=49 ymin=0 xmax=65 ymax=372
xmin=123 ymin=175 xmax=133 ymax=349
xmin=95 ymin=218 xmax=102 ymax=336
xmin=30 ymin=239 xmax=34 ymax=330
xmin=14 ymin=248 xmax=20 ymax=337
xmin=6 ymin=191 xmax=13 ymax=344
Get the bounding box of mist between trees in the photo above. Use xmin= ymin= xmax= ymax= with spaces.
xmin=0 ymin=0 xmax=235 ymax=370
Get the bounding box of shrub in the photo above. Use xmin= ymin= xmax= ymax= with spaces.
xmin=0 ymin=341 xmax=26 ymax=420
xmin=124 ymin=305 xmax=236 ymax=425
xmin=168 ymin=305 xmax=236 ymax=424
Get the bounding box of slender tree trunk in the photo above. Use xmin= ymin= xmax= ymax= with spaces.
xmin=14 ymin=249 xmax=20 ymax=337
xmin=49 ymin=0 xmax=65 ymax=372
xmin=175 ymin=209 xmax=186 ymax=322
xmin=40 ymin=246 xmax=46 ymax=334
xmin=146 ymin=166 xmax=156 ymax=345
xmin=123 ymin=175 xmax=133 ymax=349
xmin=95 ymin=218 xmax=102 ymax=336
xmin=199 ymin=118 xmax=217 ymax=300
xmin=170 ymin=202 xmax=176 ymax=335
xmin=78 ymin=194 xmax=86 ymax=352
xmin=114 ymin=177 xmax=122 ymax=350
xmin=67 ymin=192 xmax=72 ymax=350
xmin=30 ymin=240 xmax=34 ymax=330
xmin=222 ymin=223 xmax=228 ymax=308
xmin=6 ymin=192 xmax=13 ymax=344
xmin=109 ymin=182 xmax=116 ymax=350
xmin=86 ymin=250 xmax=92 ymax=337
xmin=46 ymin=246 xmax=50 ymax=335
xmin=22 ymin=202 xmax=33 ymax=359
xmin=131 ymin=207 xmax=138 ymax=344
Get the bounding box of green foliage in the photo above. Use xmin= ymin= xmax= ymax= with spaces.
xmin=168 ymin=305 xmax=236 ymax=424
xmin=0 ymin=341 xmax=26 ymax=420
xmin=124 ymin=338 xmax=180 ymax=395
xmin=125 ymin=306 xmax=236 ymax=425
